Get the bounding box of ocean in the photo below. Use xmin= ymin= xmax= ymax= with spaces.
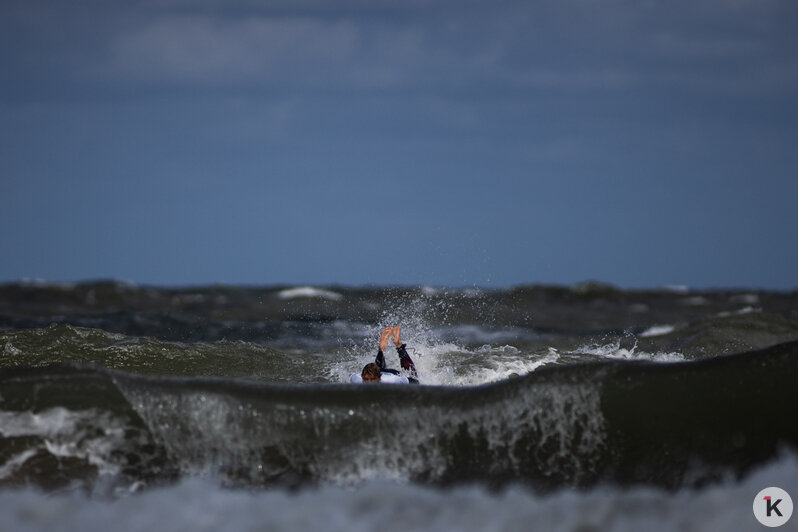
xmin=1 ymin=280 xmax=797 ymax=531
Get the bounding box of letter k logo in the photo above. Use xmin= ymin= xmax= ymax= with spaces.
xmin=754 ymin=488 xmax=793 ymax=527
xmin=765 ymin=496 xmax=783 ymax=517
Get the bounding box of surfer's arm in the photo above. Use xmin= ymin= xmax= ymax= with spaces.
xmin=375 ymin=349 xmax=386 ymax=370
xmin=396 ymin=344 xmax=417 ymax=378
xmin=389 ymin=326 xmax=417 ymax=378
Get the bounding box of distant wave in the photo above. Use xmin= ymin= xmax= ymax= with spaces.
xmin=277 ymin=287 xmax=343 ymax=300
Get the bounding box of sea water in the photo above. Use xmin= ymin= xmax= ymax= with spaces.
xmin=2 ymin=281 xmax=798 ymax=531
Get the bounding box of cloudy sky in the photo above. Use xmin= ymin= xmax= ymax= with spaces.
xmin=1 ymin=0 xmax=797 ymax=289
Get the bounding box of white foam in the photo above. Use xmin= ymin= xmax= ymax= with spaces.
xmin=639 ymin=324 xmax=676 ymax=338
xmin=420 ymin=286 xmax=441 ymax=296
xmin=0 ymin=408 xmax=131 ymax=479
xmin=3 ymin=340 xmax=22 ymax=356
xmin=663 ymin=285 xmax=690 ymax=293
xmin=446 ymin=348 xmax=560 ymax=386
xmin=2 ymin=452 xmax=796 ymax=532
xmin=716 ymin=306 xmax=762 ymax=318
xmin=277 ymin=287 xmax=343 ymax=300
xmin=574 ymin=340 xmax=684 ymax=363
xmin=0 ymin=449 xmax=38 ymax=478
xmin=735 ymin=305 xmax=760 ymax=314
xmin=730 ymin=293 xmax=760 ymax=305
xmin=0 ymin=408 xmax=83 ymax=439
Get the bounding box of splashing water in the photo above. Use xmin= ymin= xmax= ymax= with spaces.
xmin=327 ymin=293 xmax=558 ymax=386
xmin=573 ymin=337 xmax=685 ymax=363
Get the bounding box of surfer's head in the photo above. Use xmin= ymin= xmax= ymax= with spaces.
xmin=361 ymin=363 xmax=381 ymax=383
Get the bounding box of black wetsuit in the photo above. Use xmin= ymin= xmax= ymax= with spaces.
xmin=375 ymin=343 xmax=419 ymax=384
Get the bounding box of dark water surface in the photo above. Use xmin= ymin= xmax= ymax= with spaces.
xmin=1 ymin=281 xmax=797 ymax=531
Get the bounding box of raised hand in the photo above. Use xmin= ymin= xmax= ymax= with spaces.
xmin=379 ymin=326 xmax=394 ymax=351
xmin=392 ymin=325 xmax=402 ymax=347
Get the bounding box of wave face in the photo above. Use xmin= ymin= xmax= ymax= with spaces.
xmin=1 ymin=281 xmax=797 ymax=505
xmin=2 ymin=341 xmax=797 ymax=493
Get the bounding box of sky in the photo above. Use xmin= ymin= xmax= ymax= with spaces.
xmin=1 ymin=0 xmax=797 ymax=290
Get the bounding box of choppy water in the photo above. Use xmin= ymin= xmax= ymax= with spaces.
xmin=1 ymin=281 xmax=798 ymax=530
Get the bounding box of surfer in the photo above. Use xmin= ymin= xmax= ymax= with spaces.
xmin=349 ymin=326 xmax=419 ymax=384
